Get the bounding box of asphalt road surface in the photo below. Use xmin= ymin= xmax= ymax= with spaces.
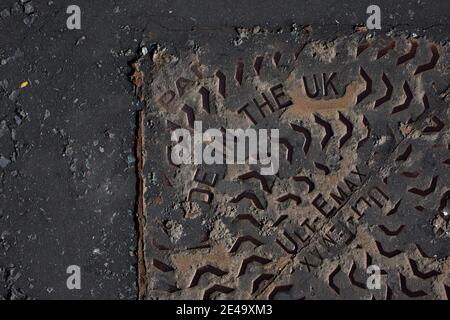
xmin=0 ymin=0 xmax=449 ymax=299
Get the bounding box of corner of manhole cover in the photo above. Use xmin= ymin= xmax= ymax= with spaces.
xmin=134 ymin=34 xmax=450 ymax=300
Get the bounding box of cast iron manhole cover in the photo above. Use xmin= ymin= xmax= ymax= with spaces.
xmin=135 ymin=33 xmax=450 ymax=300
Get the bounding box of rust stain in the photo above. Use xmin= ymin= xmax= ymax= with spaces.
xmin=152 ymin=195 xmax=163 ymax=205
xmin=283 ymin=80 xmax=361 ymax=119
xmin=171 ymin=244 xmax=234 ymax=275
xmin=131 ymin=61 xmax=144 ymax=101
xmin=136 ymin=110 xmax=147 ymax=299
xmin=354 ymin=24 xmax=368 ymax=32
xmin=399 ymin=122 xmax=413 ymax=136
xmin=432 ymin=143 xmax=449 ymax=149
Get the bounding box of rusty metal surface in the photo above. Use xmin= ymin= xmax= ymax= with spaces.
xmin=1 ymin=0 xmax=449 ymax=300
xmin=139 ymin=33 xmax=450 ymax=300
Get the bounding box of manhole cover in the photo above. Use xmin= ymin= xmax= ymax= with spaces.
xmin=136 ymin=34 xmax=450 ymax=300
